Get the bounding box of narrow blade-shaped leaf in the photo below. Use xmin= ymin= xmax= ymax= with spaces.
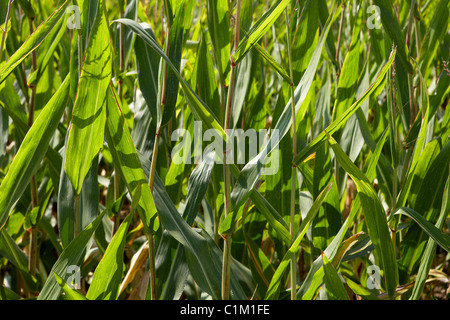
xmin=114 ymin=18 xmax=226 ymax=140
xmin=410 ymin=173 xmax=450 ymax=299
xmin=372 ymin=0 xmax=412 ymax=73
xmin=231 ymin=0 xmax=290 ymax=64
xmin=54 ymin=273 xmax=88 ymax=300
xmin=206 ymin=0 xmax=230 ymax=84
xmin=326 ymin=135 xmax=398 ymax=298
xmin=230 ymin=6 xmax=339 ymax=209
xmin=297 ymin=130 xmax=389 ymax=299
xmin=293 ymin=49 xmax=396 ymax=166
xmin=265 ymin=184 xmax=332 ymax=299
xmin=0 ymin=0 xmax=71 ymax=84
xmin=105 ymin=87 xmax=159 ymax=235
xmin=38 ymin=210 xmax=107 ymax=300
xmin=0 ymin=75 xmax=70 ymax=230
xmin=322 ymin=252 xmax=349 ymax=300
xmin=391 ymin=207 xmax=450 ymax=253
xmin=65 ymin=0 xmax=112 ymax=195
xmin=86 ymin=211 xmax=134 ymax=300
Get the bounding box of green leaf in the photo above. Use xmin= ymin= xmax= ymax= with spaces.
xmin=332 ymin=5 xmax=362 ymax=121
xmin=418 ymin=0 xmax=450 ymax=79
xmin=58 ymin=130 xmax=100 ymax=248
xmin=311 ymin=144 xmax=341 ymax=258
xmin=135 ymin=24 xmax=160 ymax=121
xmin=161 ymin=0 xmax=187 ymax=126
xmin=326 ymin=134 xmax=398 ymax=298
xmin=231 ymin=0 xmax=290 ymax=64
xmin=0 ymin=229 xmax=37 ymax=291
xmin=230 ymin=51 xmax=253 ymax=129
xmin=192 ymin=30 xmax=222 ymax=122
xmin=0 ymin=75 xmax=70 ymax=230
xmin=230 ymin=6 xmax=339 ymax=210
xmin=135 ymin=150 xmax=250 ymax=299
xmin=398 ymin=141 xmax=450 ymax=281
xmin=86 ymin=211 xmax=134 ymax=300
xmin=249 ymin=191 xmax=291 ymax=246
xmin=298 ymin=130 xmax=389 ymax=299
xmin=291 ymin=0 xmax=320 ymax=84
xmin=0 ymin=0 xmax=71 ymax=85
xmin=254 ymin=42 xmax=292 ymax=85
xmin=16 ymin=0 xmax=36 ymax=18
xmin=115 ymin=18 xmax=227 ymax=140
xmin=54 ymin=273 xmax=87 ymax=300
xmin=391 ymin=207 xmax=450 ymax=253
xmin=265 ymin=183 xmax=333 ymax=299
xmin=105 ymin=87 xmax=159 ymax=235
xmin=345 ymin=278 xmax=379 ymax=300
xmin=410 ymin=172 xmax=450 ymax=299
xmin=293 ymin=48 xmax=396 ymax=166
xmin=156 ymin=152 xmax=215 ymax=299
xmin=152 ymin=170 xmax=248 ymax=300
xmin=322 ymin=251 xmax=349 ymax=300
xmin=0 ymin=284 xmax=22 ymax=300
xmin=38 ymin=210 xmax=107 ymax=300
xmin=372 ymin=0 xmax=412 ymax=73
xmin=206 ymin=0 xmax=230 ymax=85
xmin=65 ymin=0 xmax=112 ymax=195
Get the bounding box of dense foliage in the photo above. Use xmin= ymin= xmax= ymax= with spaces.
xmin=0 ymin=0 xmax=449 ymax=300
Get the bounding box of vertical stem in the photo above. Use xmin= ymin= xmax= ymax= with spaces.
xmin=263 ymin=0 xmax=269 ymax=49
xmin=146 ymin=10 xmax=171 ymax=300
xmin=27 ymin=17 xmax=39 ymax=277
xmin=285 ymin=8 xmax=297 ymax=300
xmin=114 ymin=2 xmax=126 ymax=233
xmin=77 ymin=32 xmax=82 ymax=79
xmin=387 ymin=59 xmax=400 ymax=248
xmin=28 ymin=227 xmax=38 ymax=276
xmin=148 ymin=234 xmax=157 ymax=300
xmin=221 ymin=0 xmax=241 ymax=301
xmin=335 ymin=4 xmax=345 ymax=65
xmin=74 ymin=196 xmax=81 ymax=238
xmin=406 ymin=0 xmax=416 ymax=50
xmin=334 ymin=4 xmax=345 ymax=191
xmin=406 ymin=0 xmax=416 ymax=125
xmin=408 ymin=74 xmax=416 ymax=125
xmin=148 ymin=128 xmax=160 ymax=192
xmin=0 ymin=0 xmax=14 ymax=63
xmin=413 ymin=14 xmax=420 ymax=60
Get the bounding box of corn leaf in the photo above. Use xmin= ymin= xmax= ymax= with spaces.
xmin=230 ymin=6 xmax=339 ymax=210
xmin=322 ymin=251 xmax=349 ymax=300
xmin=391 ymin=207 xmax=450 ymax=253
xmin=265 ymin=183 xmax=333 ymax=299
xmin=105 ymin=87 xmax=159 ymax=235
xmin=64 ymin=0 xmax=112 ymax=195
xmin=326 ymin=134 xmax=398 ymax=298
xmin=0 ymin=75 xmax=70 ymax=230
xmin=0 ymin=0 xmax=71 ymax=85
xmin=298 ymin=130 xmax=389 ymax=299
xmin=206 ymin=0 xmax=230 ymax=85
xmin=410 ymin=173 xmax=450 ymax=299
xmin=54 ymin=273 xmax=88 ymax=300
xmin=293 ymin=48 xmax=396 ymax=166
xmin=38 ymin=210 xmax=107 ymax=300
xmin=86 ymin=211 xmax=134 ymax=300
xmin=114 ymin=18 xmax=227 ymax=140
xmin=231 ymin=0 xmax=290 ymax=64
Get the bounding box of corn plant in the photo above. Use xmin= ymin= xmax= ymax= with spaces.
xmin=0 ymin=0 xmax=449 ymax=301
